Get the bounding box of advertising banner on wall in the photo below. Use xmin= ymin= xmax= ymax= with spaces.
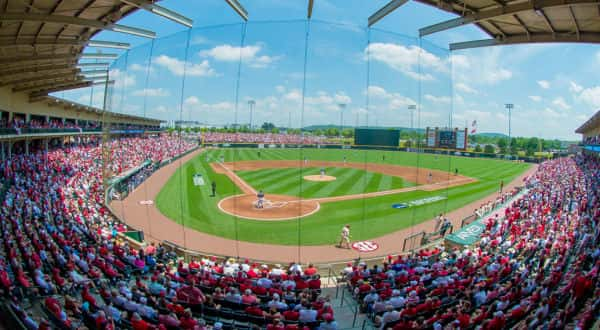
xmin=427 ymin=129 xmax=436 ymax=147
xmin=456 ymin=130 xmax=466 ymax=149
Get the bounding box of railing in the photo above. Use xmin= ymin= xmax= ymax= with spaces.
xmin=402 ymin=231 xmax=426 ymax=252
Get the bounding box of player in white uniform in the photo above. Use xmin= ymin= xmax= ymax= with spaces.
xmin=338 ymin=224 xmax=351 ymax=249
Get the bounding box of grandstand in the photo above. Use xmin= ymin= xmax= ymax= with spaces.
xmin=0 ymin=1 xmax=599 ymax=330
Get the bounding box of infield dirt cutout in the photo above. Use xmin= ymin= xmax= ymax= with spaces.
xmin=212 ymin=160 xmax=476 ymax=221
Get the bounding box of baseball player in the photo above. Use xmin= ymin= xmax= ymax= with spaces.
xmin=256 ymin=190 xmax=265 ymax=209
xmin=338 ymin=224 xmax=351 ymax=249
xmin=320 ymin=167 xmax=325 ymax=178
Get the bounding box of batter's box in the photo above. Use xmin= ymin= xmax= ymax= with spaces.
xmin=254 ymin=199 xmax=288 ymax=209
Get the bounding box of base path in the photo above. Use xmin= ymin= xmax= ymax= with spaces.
xmin=111 ymin=149 xmax=538 ymax=264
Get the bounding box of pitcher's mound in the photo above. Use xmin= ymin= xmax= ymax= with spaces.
xmin=304 ymin=175 xmax=336 ymax=182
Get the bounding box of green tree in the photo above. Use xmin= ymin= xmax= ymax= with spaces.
xmin=474 ymin=145 xmax=482 ymax=153
xmin=342 ymin=128 xmax=354 ymax=138
xmin=261 ymin=122 xmax=275 ymax=131
xmin=497 ymin=138 xmax=508 ymax=154
xmin=484 ymin=144 xmax=495 ymax=154
xmin=509 ymin=138 xmax=518 ymax=154
xmin=525 ymin=137 xmax=538 ymax=156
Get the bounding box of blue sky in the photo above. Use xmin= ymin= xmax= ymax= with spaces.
xmin=56 ymin=0 xmax=600 ymax=140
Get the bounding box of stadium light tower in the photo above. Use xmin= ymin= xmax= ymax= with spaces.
xmin=505 ymin=103 xmax=514 ymax=141
xmin=338 ymin=103 xmax=346 ymax=138
xmin=408 ymin=104 xmax=417 ymax=149
xmin=248 ymin=100 xmax=255 ymax=130
xmin=407 ymin=104 xmax=416 ymax=130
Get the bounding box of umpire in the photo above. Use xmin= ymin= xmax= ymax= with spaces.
xmin=211 ymin=181 xmax=216 ymax=197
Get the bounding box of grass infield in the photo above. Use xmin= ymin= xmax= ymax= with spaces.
xmin=155 ymin=148 xmax=530 ymax=245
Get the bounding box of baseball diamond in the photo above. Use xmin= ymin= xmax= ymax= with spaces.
xmin=112 ymin=148 xmax=531 ymax=249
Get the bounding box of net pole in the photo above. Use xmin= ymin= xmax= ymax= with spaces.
xmin=141 ymin=39 xmax=156 ymax=239
xmin=177 ymin=28 xmax=193 ymax=250
xmin=297 ymin=19 xmax=311 ymax=263
xmin=359 ymin=27 xmax=372 ymax=259
xmin=232 ymin=22 xmax=248 ymax=259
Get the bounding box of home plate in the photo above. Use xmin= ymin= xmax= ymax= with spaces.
xmin=352 ymin=240 xmax=379 ymax=252
xmin=139 ymin=200 xmax=154 ymax=205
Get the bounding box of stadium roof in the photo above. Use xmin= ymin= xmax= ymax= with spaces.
xmin=413 ymin=0 xmax=600 ymax=50
xmin=0 ymin=0 xmax=161 ymax=100
xmin=575 ymin=109 xmax=600 ymax=134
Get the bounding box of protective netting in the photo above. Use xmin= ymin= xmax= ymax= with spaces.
xmin=103 ymin=20 xmax=455 ymax=263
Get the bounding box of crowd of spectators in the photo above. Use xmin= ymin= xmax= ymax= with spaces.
xmin=0 ymin=135 xmax=333 ymax=330
xmin=583 ymin=135 xmax=599 ymax=145
xmin=0 ymin=128 xmax=598 ymax=329
xmin=201 ymin=133 xmax=330 ymax=145
xmin=106 ymin=135 xmax=197 ymax=175
xmin=472 ymin=190 xmax=520 ymax=220
xmin=348 ymin=154 xmax=599 ymax=329
xmin=0 ymin=117 xmax=161 ymax=135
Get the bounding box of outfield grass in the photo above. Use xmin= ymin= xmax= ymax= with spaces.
xmin=236 ymin=167 xmax=413 ymax=198
xmin=155 ymin=148 xmax=530 ymax=245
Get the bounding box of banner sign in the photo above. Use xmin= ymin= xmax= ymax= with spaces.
xmin=446 ymin=220 xmax=486 ymax=246
xmin=427 ymin=130 xmax=436 ymax=147
xmin=456 ymin=130 xmax=466 ymax=149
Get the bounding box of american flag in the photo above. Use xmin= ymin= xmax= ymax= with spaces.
xmin=470 ymin=120 xmax=477 ymax=134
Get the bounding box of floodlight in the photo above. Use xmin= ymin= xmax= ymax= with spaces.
xmin=87 ymin=40 xmax=131 ymax=49
xmin=110 ymin=24 xmax=156 ymax=39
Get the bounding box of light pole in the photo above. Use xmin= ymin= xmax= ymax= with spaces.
xmin=338 ymin=103 xmax=346 ymax=138
xmin=505 ymin=103 xmax=514 ymax=155
xmin=248 ymin=100 xmax=255 ymax=131
xmin=408 ymin=104 xmax=416 ymax=148
xmin=505 ymin=103 xmax=513 ymax=139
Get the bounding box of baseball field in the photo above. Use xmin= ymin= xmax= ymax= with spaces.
xmin=154 ymin=148 xmax=530 ymax=245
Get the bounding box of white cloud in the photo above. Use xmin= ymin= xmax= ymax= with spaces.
xmin=200 ymin=44 xmax=278 ymax=68
xmin=132 ymin=88 xmax=169 ymax=97
xmin=451 ymin=49 xmax=512 ymax=85
xmin=283 ymin=89 xmax=302 ymax=102
xmin=552 ymin=97 xmax=570 ymax=110
xmin=154 ymin=55 xmax=216 ymax=77
xmin=367 ymin=85 xmax=416 ymax=109
xmin=109 ymin=69 xmax=135 ymax=89
xmin=529 ymin=95 xmax=542 ymax=102
xmin=129 ymin=63 xmax=150 ymax=72
xmin=424 ymin=94 xmax=451 ymax=104
xmin=537 ymin=80 xmax=550 ymax=89
xmin=366 ymin=43 xmax=445 ymax=81
xmin=579 ymin=86 xmax=600 ymax=108
xmin=275 ymin=85 xmax=285 ymax=93
xmin=455 ymin=82 xmax=477 ymax=94
xmin=569 ymin=81 xmax=583 ymax=93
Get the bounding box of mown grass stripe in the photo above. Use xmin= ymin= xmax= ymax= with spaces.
xmin=267 ymin=168 xmax=305 ymax=196
xmin=320 ymin=168 xmax=366 ymax=197
xmin=248 ymin=168 xmax=301 ymax=191
xmin=347 ymin=170 xmax=375 ymax=194
xmin=377 ymin=172 xmax=393 ymax=191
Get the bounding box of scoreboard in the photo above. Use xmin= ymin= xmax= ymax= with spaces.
xmin=355 ymin=128 xmax=400 ymax=147
xmin=426 ymin=127 xmax=468 ymax=150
